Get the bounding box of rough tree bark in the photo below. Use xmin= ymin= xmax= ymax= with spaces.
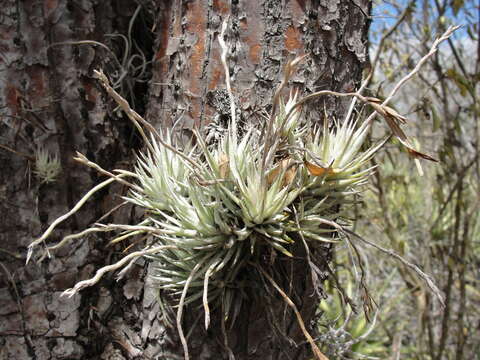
xmin=0 ymin=1 xmax=369 ymax=359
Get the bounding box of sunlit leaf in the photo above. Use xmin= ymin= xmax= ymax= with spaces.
xmin=431 ymin=105 xmax=441 ymax=132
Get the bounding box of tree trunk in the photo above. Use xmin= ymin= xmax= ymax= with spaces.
xmin=0 ymin=1 xmax=369 ymax=359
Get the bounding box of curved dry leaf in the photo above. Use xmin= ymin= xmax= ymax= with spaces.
xmin=367 ymin=100 xmax=437 ymax=162
xmin=365 ymin=97 xmax=407 ymax=123
xmin=304 ymin=160 xmax=337 ymax=177
xmin=394 ymin=133 xmax=438 ymax=162
xmin=383 ymin=105 xmax=407 ymax=124
xmin=219 ymin=153 xmax=230 ymax=178
xmin=364 ymin=96 xmax=383 ymax=104
xmin=407 ymin=148 xmax=438 ymax=162
xmin=283 ymin=163 xmax=298 ymax=186
xmin=267 ymin=158 xmax=298 ymax=187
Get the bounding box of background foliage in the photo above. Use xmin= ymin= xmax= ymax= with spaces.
xmin=317 ymin=0 xmax=480 ymax=358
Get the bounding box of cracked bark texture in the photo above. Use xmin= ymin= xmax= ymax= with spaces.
xmin=0 ymin=0 xmax=369 ymax=359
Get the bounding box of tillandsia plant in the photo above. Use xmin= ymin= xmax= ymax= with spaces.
xmin=27 ymin=21 xmax=457 ymax=360
xmin=34 ymin=147 xmax=61 ymax=184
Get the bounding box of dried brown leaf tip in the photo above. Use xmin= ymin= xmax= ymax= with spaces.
xmin=365 ymin=97 xmax=407 ymax=124
xmin=283 ymin=162 xmax=298 ymax=186
xmin=218 ymin=153 xmax=230 ymax=178
xmin=304 ymin=160 xmax=338 ymax=177
xmin=267 ymin=158 xmax=298 ymax=187
xmin=406 ymin=148 xmax=438 ymax=162
xmin=366 ymin=98 xmax=437 ymax=162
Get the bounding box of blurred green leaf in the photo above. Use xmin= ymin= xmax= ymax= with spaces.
xmin=452 ymin=0 xmax=464 ymax=15
xmin=445 ymin=68 xmax=472 ymax=97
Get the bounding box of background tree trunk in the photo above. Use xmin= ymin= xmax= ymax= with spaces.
xmin=0 ymin=1 xmax=369 ymax=359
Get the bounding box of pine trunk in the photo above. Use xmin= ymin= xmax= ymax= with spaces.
xmin=0 ymin=1 xmax=369 ymax=359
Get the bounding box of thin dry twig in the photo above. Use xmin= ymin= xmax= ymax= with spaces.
xmin=282 ymin=27 xmax=458 ymax=174
xmin=430 ymin=154 xmax=479 ymax=231
xmin=343 ymin=0 xmax=415 ymax=124
xmin=293 ymin=204 xmax=326 ymax=299
xmin=48 ymin=41 xmax=124 ymax=72
xmin=37 ymin=227 xmax=111 ymax=262
xmin=361 ymin=25 xmax=460 ymax=172
xmin=0 ymin=262 xmax=23 ymax=314
xmin=95 ymin=200 xmax=129 ymax=224
xmin=378 ymin=26 xmax=459 ymax=108
xmin=202 ymin=259 xmax=220 ymax=330
xmin=365 ymin=1 xmax=416 ymax=89
xmin=62 ymin=245 xmax=178 ymax=297
xmin=74 ymin=152 xmax=140 ymax=191
xmin=0 ymin=143 xmax=35 ymax=161
xmin=94 ymin=223 xmax=162 ymax=233
xmin=93 ymin=70 xmax=203 ymax=171
xmin=27 ymin=175 xmax=129 ymax=263
xmin=344 ymin=237 xmax=377 ymax=323
xmin=253 ymin=263 xmax=329 ymax=360
xmin=344 ymin=229 xmax=445 ymax=307
xmin=177 ymin=257 xmax=209 ymax=360
xmin=218 ymin=17 xmax=237 ymax=133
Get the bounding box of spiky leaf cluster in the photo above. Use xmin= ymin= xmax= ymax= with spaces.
xmin=34 ymin=148 xmax=61 ymax=184
xmin=122 ymin=93 xmax=383 ymax=317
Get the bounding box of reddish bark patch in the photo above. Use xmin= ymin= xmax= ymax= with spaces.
xmin=249 ymin=43 xmax=262 ymax=65
xmin=172 ymin=1 xmax=182 ymax=38
xmin=5 ymin=84 xmax=20 ymax=116
xmin=26 ymin=66 xmax=46 ymax=98
xmin=239 ymin=18 xmax=262 ymax=65
xmin=293 ymin=0 xmax=307 ymax=13
xmin=239 ymin=94 xmax=252 ymax=110
xmin=44 ymin=0 xmax=58 ymax=12
xmin=285 ymin=25 xmax=303 ymax=52
xmin=186 ymin=2 xmax=206 ymax=86
xmin=155 ymin=3 xmax=173 ymax=62
xmin=213 ymin=0 xmax=230 ymax=14
xmin=185 ymin=1 xmax=207 ymax=122
xmin=43 ymin=0 xmax=59 ymax=22
xmin=82 ymin=80 xmax=97 ymax=104
xmin=208 ymin=62 xmax=223 ymax=91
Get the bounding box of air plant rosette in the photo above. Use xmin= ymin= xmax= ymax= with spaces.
xmin=34 ymin=147 xmax=61 ymax=184
xmin=27 ymin=22 xmax=456 ymax=360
